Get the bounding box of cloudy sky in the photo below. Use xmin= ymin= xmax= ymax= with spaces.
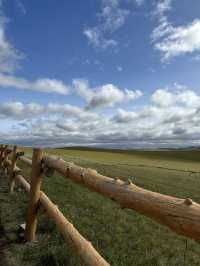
xmin=0 ymin=0 xmax=200 ymax=148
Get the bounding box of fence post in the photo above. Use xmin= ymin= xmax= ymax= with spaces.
xmin=0 ymin=145 xmax=8 ymax=169
xmin=9 ymin=146 xmax=17 ymax=193
xmin=2 ymin=145 xmax=9 ymax=173
xmin=0 ymin=145 xmax=3 ymax=167
xmin=3 ymin=147 xmax=12 ymax=175
xmin=25 ymin=148 xmax=43 ymax=242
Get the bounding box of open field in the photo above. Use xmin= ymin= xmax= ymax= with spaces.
xmin=1 ymin=148 xmax=200 ymax=265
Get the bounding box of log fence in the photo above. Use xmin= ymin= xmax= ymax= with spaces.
xmin=0 ymin=144 xmax=200 ymax=265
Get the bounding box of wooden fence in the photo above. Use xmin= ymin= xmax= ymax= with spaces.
xmin=0 ymin=144 xmax=200 ymax=265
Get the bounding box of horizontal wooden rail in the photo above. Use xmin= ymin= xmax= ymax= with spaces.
xmin=1 ymin=146 xmax=110 ymax=266
xmin=15 ymin=174 xmax=109 ymax=266
xmin=43 ymin=155 xmax=200 ymax=244
xmin=1 ymin=145 xmax=200 ymax=266
xmin=18 ymin=156 xmax=32 ymax=167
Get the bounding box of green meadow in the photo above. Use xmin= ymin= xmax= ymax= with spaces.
xmin=1 ymin=147 xmax=200 ymax=265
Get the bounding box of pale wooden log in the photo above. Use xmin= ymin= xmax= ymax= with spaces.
xmin=9 ymin=146 xmax=17 ymax=193
xmin=40 ymin=192 xmax=109 ymax=266
xmin=15 ymin=174 xmax=30 ymax=192
xmin=15 ymin=174 xmax=109 ymax=266
xmin=18 ymin=156 xmax=32 ymax=167
xmin=25 ymin=149 xmax=43 ymax=242
xmin=43 ymin=155 xmax=200 ymax=244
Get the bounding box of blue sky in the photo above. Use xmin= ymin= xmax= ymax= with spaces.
xmin=0 ymin=0 xmax=200 ymax=148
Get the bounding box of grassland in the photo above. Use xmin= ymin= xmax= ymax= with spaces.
xmin=1 ymin=148 xmax=200 ymax=265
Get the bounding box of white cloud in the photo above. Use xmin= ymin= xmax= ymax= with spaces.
xmin=155 ymin=0 xmax=172 ymax=16
xmin=113 ymin=108 xmax=137 ymax=123
xmin=0 ymin=102 xmax=42 ymax=119
xmin=152 ymin=1 xmax=200 ymax=61
xmin=73 ymin=79 xmax=143 ymax=109
xmin=83 ymin=28 xmax=117 ymax=49
xmin=151 ymin=86 xmax=200 ymax=108
xmin=100 ymin=0 xmax=129 ymax=32
xmin=0 ymin=13 xmax=23 ymax=73
xmin=154 ymin=20 xmax=200 ymax=61
xmin=0 ymin=74 xmax=70 ymax=94
xmin=0 ymin=101 xmax=98 ymax=120
xmin=151 ymin=89 xmax=174 ymax=107
xmin=84 ymin=0 xmax=130 ymax=49
xmin=1 ymin=85 xmax=200 ymax=148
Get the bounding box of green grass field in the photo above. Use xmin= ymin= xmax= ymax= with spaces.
xmin=1 ymin=148 xmax=200 ymax=265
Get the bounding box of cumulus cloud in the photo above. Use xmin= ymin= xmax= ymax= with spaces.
xmin=154 ymin=20 xmax=200 ymax=61
xmin=1 ymin=85 xmax=200 ymax=148
xmin=0 ymin=102 xmax=98 ymax=120
xmin=113 ymin=108 xmax=137 ymax=123
xmin=0 ymin=102 xmax=43 ymax=119
xmin=151 ymin=86 xmax=200 ymax=107
xmin=0 ymin=74 xmax=70 ymax=94
xmin=73 ymin=79 xmax=143 ymax=109
xmin=152 ymin=0 xmax=200 ymax=61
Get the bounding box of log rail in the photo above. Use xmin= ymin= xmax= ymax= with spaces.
xmin=0 ymin=144 xmax=200 ymax=266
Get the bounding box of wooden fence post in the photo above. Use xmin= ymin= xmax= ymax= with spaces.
xmin=9 ymin=146 xmax=17 ymax=193
xmin=25 ymin=148 xmax=43 ymax=242
xmin=0 ymin=145 xmax=3 ymax=167
xmin=2 ymin=145 xmax=9 ymax=173
xmin=0 ymin=145 xmax=8 ymax=169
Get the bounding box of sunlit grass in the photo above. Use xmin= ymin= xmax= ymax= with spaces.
xmin=1 ymin=148 xmax=200 ymax=265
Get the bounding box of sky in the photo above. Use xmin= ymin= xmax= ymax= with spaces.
xmin=0 ymin=0 xmax=200 ymax=148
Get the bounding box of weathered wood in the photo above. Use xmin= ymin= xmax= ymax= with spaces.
xmin=16 ymin=151 xmax=25 ymax=157
xmin=18 ymin=156 xmax=32 ymax=167
xmin=25 ymin=149 xmax=43 ymax=242
xmin=15 ymin=174 xmax=30 ymax=192
xmin=43 ymin=155 xmax=200 ymax=244
xmin=0 ymin=145 xmax=4 ymax=161
xmin=9 ymin=146 xmax=17 ymax=193
xmin=15 ymin=174 xmax=110 ymax=266
xmin=0 ymin=145 xmax=8 ymax=169
xmin=2 ymin=146 xmax=10 ymax=174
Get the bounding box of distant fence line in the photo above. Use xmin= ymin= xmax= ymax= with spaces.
xmin=0 ymin=144 xmax=200 ymax=266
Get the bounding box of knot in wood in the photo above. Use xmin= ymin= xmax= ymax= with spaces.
xmin=80 ymin=171 xmax=85 ymax=178
xmin=184 ymin=198 xmax=193 ymax=206
xmin=14 ymin=169 xmax=21 ymax=177
xmin=66 ymin=166 xmax=71 ymax=173
xmin=124 ymin=178 xmax=133 ymax=186
xmin=16 ymin=151 xmax=25 ymax=157
xmin=44 ymin=166 xmax=55 ymax=177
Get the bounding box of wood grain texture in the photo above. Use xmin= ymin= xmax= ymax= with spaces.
xmin=15 ymin=174 xmax=110 ymax=266
xmin=43 ymin=155 xmax=200 ymax=244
